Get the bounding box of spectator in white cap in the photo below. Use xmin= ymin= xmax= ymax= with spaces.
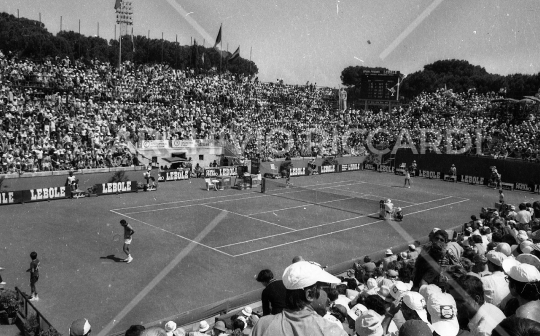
xmin=495 ymin=242 xmax=512 ymax=257
xmin=70 ymin=318 xmax=91 ymax=336
xmin=383 ymin=291 xmax=432 ymax=333
xmin=241 ymin=306 xmax=252 ymax=318
xmin=448 ymin=275 xmax=505 ymax=336
xmin=190 ymin=321 xmax=210 ymax=335
xmin=347 ymin=303 xmax=368 ymax=322
xmin=355 ymin=310 xmax=383 ymax=336
xmin=501 ymin=258 xmax=540 ymax=316
xmin=382 ymin=249 xmax=397 ymax=271
xmin=164 ymin=321 xmax=176 ymax=336
xmin=480 ymin=251 xmax=511 ymax=308
xmin=251 ymin=260 xmax=347 ymax=336
xmin=387 ymin=281 xmax=410 ymax=329
xmin=426 ymin=291 xmax=460 ymax=336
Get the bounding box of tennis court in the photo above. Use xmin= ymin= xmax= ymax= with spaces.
xmin=3 ymin=169 xmax=514 ymax=335
xmin=111 ymin=178 xmax=468 ymax=259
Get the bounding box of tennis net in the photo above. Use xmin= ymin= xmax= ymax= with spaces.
xmin=261 ymin=178 xmax=381 ymax=217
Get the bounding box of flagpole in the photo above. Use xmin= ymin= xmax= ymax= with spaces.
xmin=220 ymin=24 xmax=223 ymax=74
xmin=118 ymin=25 xmax=122 ymax=74
xmin=249 ymin=46 xmax=252 ymax=74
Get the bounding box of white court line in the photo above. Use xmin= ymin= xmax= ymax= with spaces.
xmin=231 ymin=198 xmax=469 ymax=257
xmin=124 ymin=194 xmax=269 ymax=215
xmin=202 ymin=204 xmax=295 ymax=231
xmin=111 ymin=179 xmax=360 ymax=211
xmin=123 ymin=181 xmax=369 ymax=215
xmin=215 ymin=196 xmax=454 ymax=249
xmin=327 ymin=188 xmax=415 ymax=205
xmin=246 ymin=195 xmax=367 ymax=216
xmin=356 ymin=177 xmax=469 ymax=200
xmin=109 ymin=209 xmax=234 ymax=257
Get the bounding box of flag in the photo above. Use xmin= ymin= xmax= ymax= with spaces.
xmin=229 ymin=46 xmax=240 ymax=61
xmin=114 ymin=0 xmax=122 ymax=10
xmin=214 ymin=25 xmax=222 ymax=48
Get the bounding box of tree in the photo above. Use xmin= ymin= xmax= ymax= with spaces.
xmin=0 ymin=12 xmax=259 ymax=77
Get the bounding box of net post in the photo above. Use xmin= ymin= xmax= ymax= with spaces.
xmin=261 ymin=177 xmax=266 ymax=193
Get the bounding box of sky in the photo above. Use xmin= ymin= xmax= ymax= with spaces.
xmin=1 ymin=0 xmax=540 ymax=88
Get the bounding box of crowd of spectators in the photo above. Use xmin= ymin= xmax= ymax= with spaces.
xmin=2 ymin=52 xmax=540 ymax=175
xmin=241 ymin=198 xmax=540 ymax=336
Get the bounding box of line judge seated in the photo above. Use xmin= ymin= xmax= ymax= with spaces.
xmin=384 ymin=199 xmax=394 ymax=219
xmin=252 ymin=261 xmax=348 ymax=336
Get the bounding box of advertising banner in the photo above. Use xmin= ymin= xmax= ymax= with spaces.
xmin=204 ymin=166 xmax=239 ymax=178
xmin=377 ymin=164 xmax=395 ymax=174
xmin=95 ymin=181 xmax=137 ymax=195
xmin=339 ymin=163 xmax=362 ymax=172
xmin=24 ymin=186 xmax=67 ymax=201
xmin=171 ymin=139 xmax=221 ymax=149
xmin=395 ymin=149 xmax=540 ymax=192
xmin=141 ymin=140 xmax=169 ymax=149
xmin=158 ymin=169 xmax=191 ymax=182
xmin=0 ymin=191 xmax=22 ymax=205
xmin=289 ymin=167 xmax=307 ymax=177
xmin=318 ymin=165 xmax=337 ymax=174
xmin=363 ymin=162 xmax=378 ymax=171
xmin=0 ymin=187 xmax=67 ymax=205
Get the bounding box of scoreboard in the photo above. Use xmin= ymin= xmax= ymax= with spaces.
xmin=359 ymin=69 xmax=401 ymax=101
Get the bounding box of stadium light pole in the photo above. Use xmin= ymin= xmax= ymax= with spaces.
xmin=116 ymin=1 xmax=133 ymax=75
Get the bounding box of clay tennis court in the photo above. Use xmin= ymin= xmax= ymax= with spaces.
xmin=2 ymin=169 xmax=535 ymax=335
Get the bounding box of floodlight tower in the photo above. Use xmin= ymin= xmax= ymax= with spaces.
xmin=115 ymin=1 xmax=133 ymax=73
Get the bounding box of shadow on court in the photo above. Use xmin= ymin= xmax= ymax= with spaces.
xmin=100 ymin=255 xmax=126 ymax=262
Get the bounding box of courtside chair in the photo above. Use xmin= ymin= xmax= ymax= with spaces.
xmin=205 ymin=178 xmax=218 ymax=191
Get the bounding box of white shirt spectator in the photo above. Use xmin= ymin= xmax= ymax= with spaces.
xmin=467 ymin=302 xmax=506 ymax=336
xmin=480 ymin=271 xmax=511 ymax=308
xmin=515 ymin=210 xmax=532 ymax=224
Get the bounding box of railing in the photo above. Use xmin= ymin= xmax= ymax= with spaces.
xmin=15 ymin=287 xmax=57 ymax=335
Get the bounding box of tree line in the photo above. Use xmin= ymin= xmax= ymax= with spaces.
xmin=0 ymin=12 xmax=258 ymax=76
xmin=341 ymin=59 xmax=540 ymax=100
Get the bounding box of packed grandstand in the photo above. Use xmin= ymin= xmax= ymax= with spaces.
xmin=3 ymin=9 xmax=540 ymax=336
xmin=2 ymin=50 xmax=540 ymax=174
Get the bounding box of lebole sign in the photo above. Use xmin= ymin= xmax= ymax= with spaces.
xmin=158 ymin=169 xmax=191 ymax=182
xmin=0 ymin=187 xmax=67 ymax=205
xmin=204 ymin=166 xmax=238 ymax=177
xmin=95 ymin=181 xmax=137 ymax=194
